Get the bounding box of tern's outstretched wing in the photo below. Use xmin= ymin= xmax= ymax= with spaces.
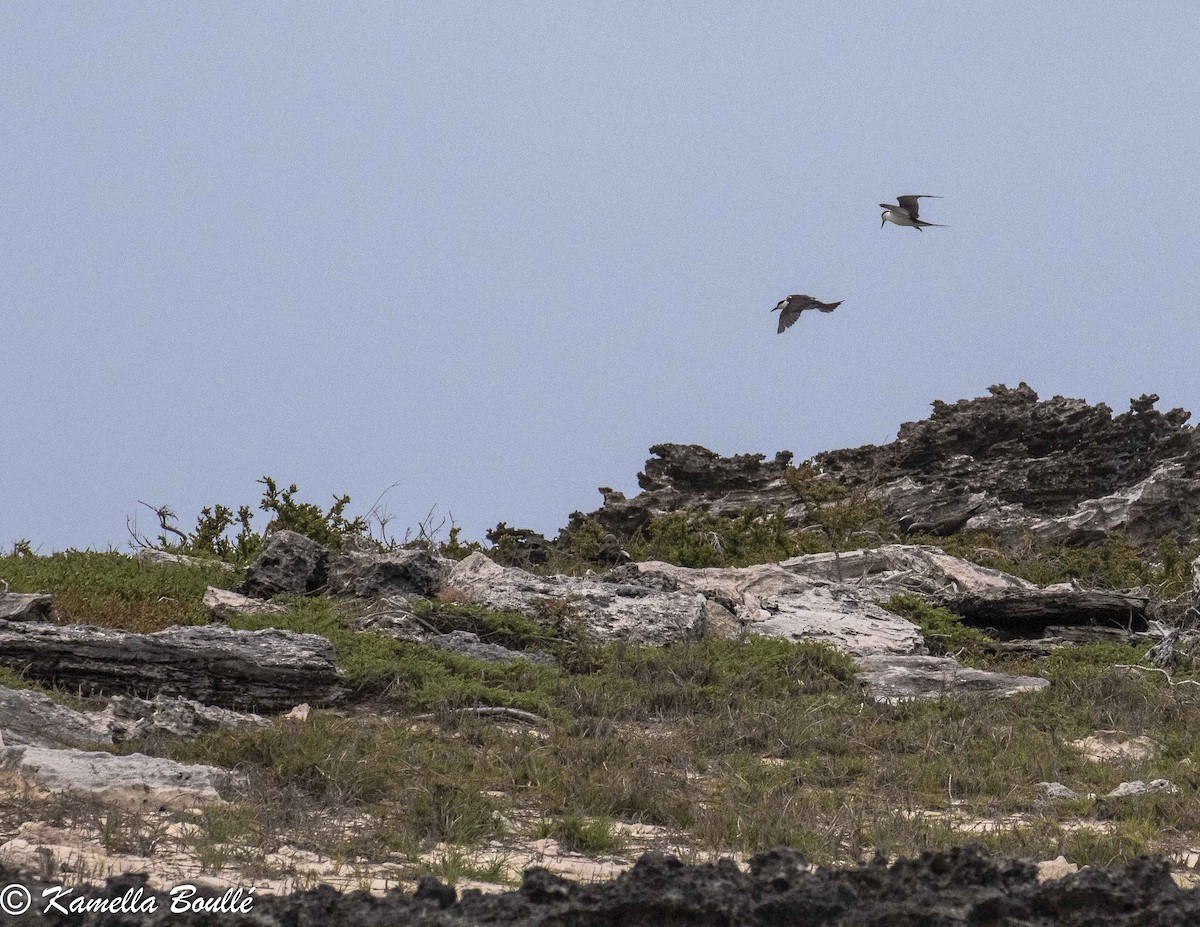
xmin=896 ymin=194 xmax=940 ymax=220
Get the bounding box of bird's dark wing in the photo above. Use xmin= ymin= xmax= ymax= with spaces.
xmin=776 ymin=304 xmax=802 ymax=333
xmin=896 ymin=195 xmax=940 ymax=220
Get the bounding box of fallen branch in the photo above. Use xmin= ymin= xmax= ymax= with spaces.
xmin=413 ymin=707 xmax=546 ymax=725
xmin=1113 ymin=664 xmax=1200 ymax=689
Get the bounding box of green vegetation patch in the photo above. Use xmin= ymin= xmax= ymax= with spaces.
xmin=0 ymin=550 xmax=236 ymax=632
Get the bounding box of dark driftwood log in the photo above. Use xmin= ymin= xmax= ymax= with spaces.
xmin=0 ymin=620 xmax=344 ymax=711
xmin=936 ymin=587 xmax=1150 ymax=636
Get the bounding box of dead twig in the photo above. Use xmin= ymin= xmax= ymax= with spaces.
xmin=1113 ymin=664 xmax=1200 ymax=689
xmin=413 ymin=707 xmax=546 ymax=725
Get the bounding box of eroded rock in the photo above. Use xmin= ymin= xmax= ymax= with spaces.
xmin=327 ymin=546 xmax=451 ymax=598
xmin=240 ymin=530 xmax=330 ymax=598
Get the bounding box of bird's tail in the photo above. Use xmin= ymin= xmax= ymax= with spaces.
xmin=915 ymin=221 xmax=947 ymax=228
xmin=819 ymin=301 xmax=842 ymax=312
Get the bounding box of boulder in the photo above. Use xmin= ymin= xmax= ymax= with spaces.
xmin=1070 ymin=731 xmax=1163 ymax=764
xmin=240 ymin=530 xmax=330 ymax=598
xmin=0 ymin=620 xmax=343 ymax=711
xmin=326 ymin=547 xmax=451 ymax=598
xmin=0 ymin=593 xmax=52 ymax=622
xmin=855 ymin=654 xmax=1049 ymax=703
xmin=0 ymin=744 xmax=242 ymax=811
xmin=1036 ymin=782 xmax=1080 ymax=802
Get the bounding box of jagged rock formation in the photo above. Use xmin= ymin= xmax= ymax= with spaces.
xmin=817 ymin=384 xmax=1199 ymax=544
xmin=563 ymin=445 xmax=801 ymax=540
xmin=568 ymin=385 xmax=1200 ymax=548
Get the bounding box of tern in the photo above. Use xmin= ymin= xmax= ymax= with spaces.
xmin=771 ymin=294 xmax=842 ymax=334
xmin=880 ymin=195 xmax=945 ymax=230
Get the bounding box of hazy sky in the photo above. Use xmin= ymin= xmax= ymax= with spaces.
xmin=3 ymin=3 xmax=1198 ymax=552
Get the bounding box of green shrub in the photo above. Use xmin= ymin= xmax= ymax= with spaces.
xmin=883 ymin=594 xmax=993 ymax=656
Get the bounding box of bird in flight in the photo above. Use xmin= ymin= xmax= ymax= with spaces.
xmin=772 ymin=294 xmax=842 ymax=333
xmin=880 ymin=195 xmax=946 ymax=230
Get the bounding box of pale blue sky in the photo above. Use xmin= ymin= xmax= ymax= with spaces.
xmin=3 ymin=3 xmax=1198 ymax=552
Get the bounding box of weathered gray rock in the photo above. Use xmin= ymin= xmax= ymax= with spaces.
xmin=1070 ymin=731 xmax=1163 ymax=764
xmin=0 ymin=593 xmax=53 ymax=622
xmin=135 ymin=549 xmax=236 ymax=572
xmin=240 ymin=530 xmax=330 ymax=598
xmin=855 ymin=654 xmax=1049 ymax=703
xmin=0 ymin=685 xmax=113 ymax=749
xmin=203 ymin=586 xmax=288 ymax=621
xmin=0 ymin=620 xmax=343 ymax=711
xmin=0 ymin=744 xmax=242 ymax=811
xmin=427 ymin=630 xmax=557 ymax=667
xmin=1104 ymin=779 xmax=1179 ymax=799
xmin=95 ymin=694 xmax=269 ymax=741
xmin=445 ymin=553 xmax=710 ymax=646
xmin=327 ymin=547 xmax=451 ymax=598
xmin=779 ymin=545 xmax=1036 ymax=596
xmin=446 ymin=554 xmax=922 ymax=657
xmin=623 ymin=560 xmax=924 ymax=657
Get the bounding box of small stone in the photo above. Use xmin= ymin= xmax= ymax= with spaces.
xmin=1104 ymin=779 xmax=1178 ymax=799
xmin=1037 ymin=856 xmax=1079 ymax=881
xmin=1036 ymin=782 xmax=1079 ymax=801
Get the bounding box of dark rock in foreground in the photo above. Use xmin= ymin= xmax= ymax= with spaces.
xmin=0 ymin=620 xmax=343 ymax=711
xmin=2 ymin=846 xmax=1198 ymax=925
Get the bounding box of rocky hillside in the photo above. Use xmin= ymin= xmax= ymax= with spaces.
xmin=568 ymin=384 xmax=1200 ymax=549
xmin=4 ymin=382 xmax=1200 ymax=922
